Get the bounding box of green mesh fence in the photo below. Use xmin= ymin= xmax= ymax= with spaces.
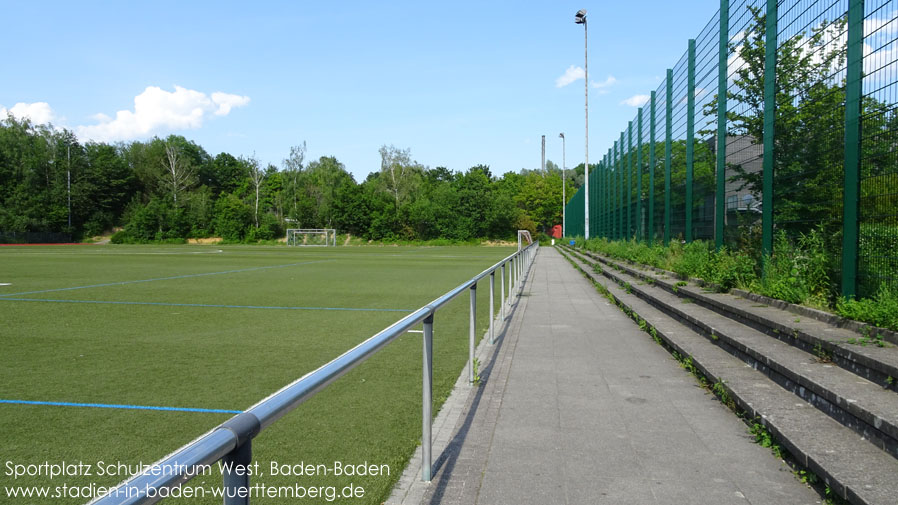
xmin=724 ymin=0 xmax=766 ymax=252
xmin=859 ymin=0 xmax=898 ymax=297
xmin=670 ymin=52 xmax=690 ymax=242
xmin=562 ymin=0 xmax=897 ymax=298
xmin=694 ymin=14 xmax=720 ymax=242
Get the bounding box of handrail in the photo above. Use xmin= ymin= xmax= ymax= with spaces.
xmin=89 ymin=241 xmax=539 ymax=505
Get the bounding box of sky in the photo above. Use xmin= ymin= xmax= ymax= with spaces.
xmin=1 ymin=0 xmax=722 ymax=181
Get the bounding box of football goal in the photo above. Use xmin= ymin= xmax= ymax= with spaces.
xmin=286 ymin=228 xmax=337 ymax=246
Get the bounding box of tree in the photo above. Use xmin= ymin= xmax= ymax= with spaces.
xmin=378 ymin=144 xmax=422 ymax=208
xmin=246 ymin=155 xmax=264 ymax=229
xmin=282 ymin=142 xmax=306 ymax=219
xmin=160 ymin=139 xmax=195 ymax=206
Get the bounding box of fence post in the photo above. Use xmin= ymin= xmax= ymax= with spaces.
xmin=612 ymin=141 xmax=618 ymax=240
xmin=607 ymin=152 xmax=612 ymax=239
xmin=842 ymin=0 xmax=863 ymax=298
xmin=599 ymin=158 xmax=605 ymax=238
xmin=716 ymin=0 xmax=729 ymax=250
xmin=761 ymin=0 xmax=778 ymax=259
xmin=638 ymin=108 xmax=644 ymax=242
xmin=650 ymin=91 xmax=656 ymax=244
xmin=627 ymin=121 xmax=634 ymax=240
xmin=620 ymin=132 xmax=626 ymax=239
xmin=665 ymin=68 xmax=673 ymax=246
xmin=422 ymin=314 xmax=433 ymax=481
xmin=469 ymin=283 xmax=477 ymax=384
xmin=603 ymin=153 xmax=608 ymax=239
xmin=222 ymin=440 xmax=252 ymax=505
xmin=687 ymin=38 xmax=696 ymax=243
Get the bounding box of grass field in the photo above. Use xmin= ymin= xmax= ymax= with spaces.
xmin=0 ymin=244 xmax=516 ymax=504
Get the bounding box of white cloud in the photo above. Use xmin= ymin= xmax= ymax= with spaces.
xmin=620 ymin=94 xmax=650 ymax=107
xmin=76 ymin=85 xmax=250 ymax=142
xmin=591 ymin=76 xmax=617 ymax=89
xmin=0 ymin=102 xmax=56 ymax=124
xmin=211 ymin=91 xmax=250 ymax=116
xmin=556 ymin=65 xmax=585 ymax=87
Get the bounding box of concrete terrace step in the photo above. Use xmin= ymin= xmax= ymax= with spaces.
xmin=557 ymin=247 xmax=898 ymax=505
xmin=562 ymin=247 xmax=898 ymax=461
xmin=575 ymin=248 xmax=898 ymax=390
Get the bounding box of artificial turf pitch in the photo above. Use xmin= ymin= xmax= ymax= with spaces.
xmin=0 ymin=244 xmax=516 ymax=504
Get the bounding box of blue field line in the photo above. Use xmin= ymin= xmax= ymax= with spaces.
xmin=0 ymin=259 xmax=335 ymax=298
xmin=0 ymin=399 xmax=241 ymax=414
xmin=0 ymin=297 xmax=412 ymax=312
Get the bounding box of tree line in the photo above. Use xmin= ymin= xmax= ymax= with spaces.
xmin=0 ymin=119 xmax=584 ymax=243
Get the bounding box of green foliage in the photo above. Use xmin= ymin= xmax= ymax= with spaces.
xmin=0 ymin=119 xmax=566 ymax=244
xmin=750 ymin=421 xmax=786 ymax=460
xmin=581 ymin=237 xmax=759 ymax=292
xmin=754 ymin=229 xmax=831 ymax=306
xmin=572 ymin=227 xmax=897 ymax=331
xmin=213 ymin=193 xmax=253 ymax=241
xmin=836 ymin=284 xmax=898 ymax=332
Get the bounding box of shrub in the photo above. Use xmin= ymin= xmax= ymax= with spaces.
xmin=754 ymin=228 xmax=830 ymax=306
xmin=836 ymin=284 xmax=898 ymax=332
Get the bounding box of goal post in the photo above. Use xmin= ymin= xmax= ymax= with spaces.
xmin=517 ymin=230 xmax=533 ymax=250
xmin=286 ymin=228 xmax=337 ymax=247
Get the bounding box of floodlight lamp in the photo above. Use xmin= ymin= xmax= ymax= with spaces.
xmin=575 ymin=9 xmax=587 ymax=23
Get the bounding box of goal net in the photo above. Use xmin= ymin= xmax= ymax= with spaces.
xmin=286 ymin=228 xmax=337 ymax=247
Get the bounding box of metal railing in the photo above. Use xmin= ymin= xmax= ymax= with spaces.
xmin=88 ymin=242 xmax=539 ymax=505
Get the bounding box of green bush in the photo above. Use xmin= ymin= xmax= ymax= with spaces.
xmin=836 ymin=284 xmax=898 ymax=332
xmin=754 ymin=229 xmax=830 ymax=306
xmin=702 ymin=247 xmax=758 ymax=291
xmin=571 ymin=229 xmax=894 ymax=331
xmin=213 ymin=194 xmax=252 ymax=241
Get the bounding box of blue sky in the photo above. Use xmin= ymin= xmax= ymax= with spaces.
xmin=1 ymin=1 xmax=720 ymax=181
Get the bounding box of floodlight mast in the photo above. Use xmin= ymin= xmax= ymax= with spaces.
xmin=575 ymin=9 xmax=589 ymax=240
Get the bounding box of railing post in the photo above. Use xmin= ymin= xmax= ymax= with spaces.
xmin=508 ymin=257 xmax=514 ymax=303
xmin=422 ymin=314 xmax=433 ymax=482
xmin=489 ymin=271 xmax=495 ymax=344
xmin=512 ymin=256 xmax=516 ymax=301
xmin=500 ymin=262 xmax=506 ymax=320
xmin=469 ymin=283 xmax=477 ymax=384
xmin=222 ymin=440 xmax=252 ymax=505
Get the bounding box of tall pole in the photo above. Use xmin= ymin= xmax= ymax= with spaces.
xmin=541 ymin=135 xmax=546 ymax=173
xmin=583 ymin=14 xmax=590 ymax=240
xmin=560 ymin=133 xmax=566 ymax=237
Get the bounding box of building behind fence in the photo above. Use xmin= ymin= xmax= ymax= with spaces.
xmin=564 ymin=0 xmax=898 ymax=299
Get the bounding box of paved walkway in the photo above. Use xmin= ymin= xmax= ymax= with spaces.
xmin=395 ymin=247 xmax=820 ymax=505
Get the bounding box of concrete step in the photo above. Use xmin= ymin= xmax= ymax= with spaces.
xmin=557 ymin=247 xmax=898 ymax=505
xmin=574 ymin=248 xmax=898 ymax=391
xmin=562 ymin=246 xmax=898 ymax=461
